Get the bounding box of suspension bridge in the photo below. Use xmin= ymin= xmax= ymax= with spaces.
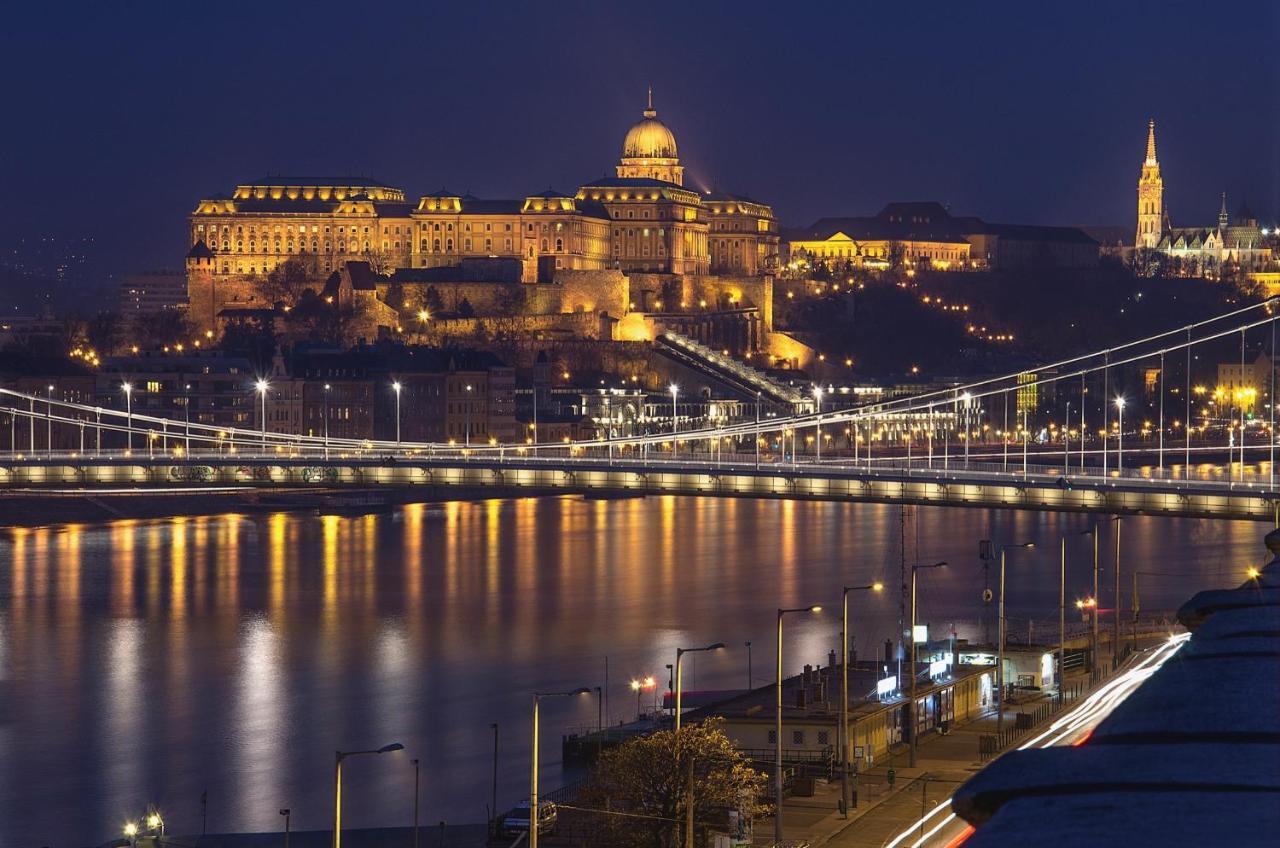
xmin=3 ymin=301 xmax=1280 ymax=521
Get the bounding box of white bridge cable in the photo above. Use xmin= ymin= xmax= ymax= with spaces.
xmin=0 ymin=300 xmax=1276 ymax=458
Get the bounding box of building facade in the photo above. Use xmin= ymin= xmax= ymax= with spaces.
xmin=787 ymin=202 xmax=1098 ymax=271
xmin=186 ymin=93 xmax=778 ymax=334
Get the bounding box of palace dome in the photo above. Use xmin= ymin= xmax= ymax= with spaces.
xmin=622 ymin=95 xmax=678 ymax=160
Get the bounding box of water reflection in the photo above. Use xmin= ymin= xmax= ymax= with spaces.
xmin=0 ymin=495 xmax=1260 ymax=847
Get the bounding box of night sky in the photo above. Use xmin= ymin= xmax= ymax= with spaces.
xmin=1 ymin=0 xmax=1276 ymax=278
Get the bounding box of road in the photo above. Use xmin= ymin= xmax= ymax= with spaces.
xmin=829 ymin=633 xmax=1191 ymax=848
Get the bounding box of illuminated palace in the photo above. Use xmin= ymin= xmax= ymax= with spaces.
xmin=1135 ymin=120 xmax=1272 ymax=274
xmin=186 ymin=92 xmax=779 ymax=334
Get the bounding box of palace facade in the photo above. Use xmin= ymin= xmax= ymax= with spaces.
xmin=1135 ymin=120 xmax=1272 ymax=275
xmin=186 ymin=93 xmax=779 ymax=333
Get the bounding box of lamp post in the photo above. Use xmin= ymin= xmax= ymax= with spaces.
xmin=629 ymin=676 xmax=656 ymax=720
xmin=670 ymin=384 xmax=679 ymax=457
xmin=813 ymin=386 xmax=823 ymax=462
xmin=961 ymin=392 xmax=971 ymax=469
xmin=909 ymin=562 xmax=947 ymax=767
xmin=46 ymin=384 xmax=53 ymax=455
xmin=1114 ymin=516 xmax=1123 ymax=669
xmin=392 ymin=381 xmax=402 ymax=445
xmin=1064 ymin=400 xmax=1071 ymax=471
xmin=122 ymin=382 xmax=133 ymax=453
xmin=531 ymin=689 xmax=591 ymax=848
xmin=775 ymin=604 xmax=822 ymax=844
xmin=255 ymin=379 xmax=269 ymax=451
xmin=841 ymin=582 xmax=882 ymax=816
xmin=333 ymin=742 xmax=404 ymax=848
xmin=184 ymin=383 xmax=192 ymax=455
xmin=411 ymin=757 xmax=421 ymax=848
xmin=324 ymin=383 xmax=331 ymax=458
xmin=755 ymin=391 xmax=762 ymax=469
xmin=465 ymin=384 xmax=473 ymax=447
xmin=674 ymin=642 xmax=726 ymax=733
xmin=673 ymin=642 xmax=723 ymax=848
xmin=280 ymin=809 xmax=291 ymax=848
xmin=1116 ymin=396 xmax=1126 ymax=474
xmin=1060 ymin=529 xmax=1094 ymax=694
xmin=489 ymin=724 xmax=499 ymax=836
xmin=997 ymin=542 xmax=1036 ymax=739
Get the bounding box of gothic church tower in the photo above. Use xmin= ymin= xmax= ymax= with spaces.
xmin=1136 ymin=120 xmax=1163 ymax=249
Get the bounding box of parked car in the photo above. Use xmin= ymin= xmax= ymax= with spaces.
xmin=501 ymin=800 xmax=557 ymax=837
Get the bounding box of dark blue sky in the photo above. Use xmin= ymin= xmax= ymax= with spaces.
xmin=1 ymin=0 xmax=1276 ymax=274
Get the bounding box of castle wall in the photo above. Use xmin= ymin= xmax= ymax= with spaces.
xmin=553 ymin=269 xmax=629 ymax=316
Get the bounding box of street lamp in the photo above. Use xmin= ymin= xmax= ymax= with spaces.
xmin=673 ymin=641 xmax=723 ymax=848
xmin=122 ymin=382 xmax=133 ymax=453
xmin=775 ymin=604 xmax=822 ymax=844
xmin=674 ymin=642 xmax=726 ymax=732
xmin=755 ymin=391 xmax=762 ymax=469
xmin=392 ymin=381 xmax=402 ymax=445
xmin=1060 ymin=529 xmax=1094 ymax=693
xmin=465 ymin=383 xmax=473 ymax=447
xmin=280 ymin=808 xmax=291 ymax=848
xmin=841 ymin=582 xmax=882 ymax=816
xmin=1115 ymin=396 xmax=1126 ymax=473
xmin=630 ymin=676 xmax=656 ymax=720
xmin=670 ymin=384 xmax=679 ymax=455
xmin=997 ymin=542 xmax=1036 ymax=739
xmin=813 ymin=386 xmax=824 ymax=462
xmin=324 ymin=383 xmax=331 ymax=458
xmin=531 ymin=689 xmax=591 ymax=848
xmin=333 ymin=742 xmax=404 ymax=848
xmin=46 ymin=384 xmax=53 ymax=455
xmin=910 ymin=561 xmax=947 ymax=767
xmin=255 ymin=379 xmax=270 ymax=450
xmin=960 ymin=392 xmax=973 ymax=469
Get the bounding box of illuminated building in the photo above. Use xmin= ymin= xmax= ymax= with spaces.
xmin=787 ymin=203 xmax=1097 ymax=271
xmin=1135 ymin=121 xmax=1272 ymax=274
xmin=186 ymin=92 xmax=778 ymax=334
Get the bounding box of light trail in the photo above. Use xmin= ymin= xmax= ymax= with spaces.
xmin=881 ymin=632 xmax=1191 ymax=848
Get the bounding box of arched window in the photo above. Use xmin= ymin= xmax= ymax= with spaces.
xmin=541 ymin=238 xmax=548 ymax=251
xmin=434 ymin=239 xmax=441 ymax=251
xmin=555 ymin=238 xmax=563 ymax=252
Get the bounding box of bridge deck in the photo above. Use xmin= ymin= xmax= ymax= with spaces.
xmin=2 ymin=454 xmax=1275 ymax=521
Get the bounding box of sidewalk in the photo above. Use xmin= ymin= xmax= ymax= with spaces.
xmin=758 ymin=672 xmax=1104 ymax=846
xmin=757 ymin=709 xmax=1004 ymax=846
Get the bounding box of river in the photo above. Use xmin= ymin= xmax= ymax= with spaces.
xmin=0 ymin=495 xmax=1262 ymax=847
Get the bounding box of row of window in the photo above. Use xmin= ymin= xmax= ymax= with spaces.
xmin=765 ymin=729 xmax=831 ymax=746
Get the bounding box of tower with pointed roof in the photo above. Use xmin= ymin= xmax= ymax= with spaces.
xmin=1136 ymin=120 xmax=1164 ymax=249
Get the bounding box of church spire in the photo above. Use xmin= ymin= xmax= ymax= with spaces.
xmin=1145 ymin=119 xmax=1158 ymax=165
xmin=644 ymin=86 xmax=656 ymax=119
xmin=1219 ymin=192 xmax=1230 ymax=230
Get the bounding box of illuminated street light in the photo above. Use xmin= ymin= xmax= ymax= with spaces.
xmin=813 ymin=386 xmax=824 ymax=462
xmin=255 ymin=379 xmax=270 ymax=450
xmin=1115 ymin=396 xmax=1127 ymax=473
xmin=670 ymin=384 xmax=679 ymax=455
xmin=674 ymin=642 xmax=726 ymax=732
xmin=122 ymin=381 xmax=134 ymax=453
xmin=392 ymin=381 xmax=402 ymax=444
xmin=997 ymin=543 xmax=1036 ymax=738
xmin=910 ymin=562 xmax=947 ymax=767
xmin=530 ymin=689 xmax=591 ymax=848
xmin=333 ymin=742 xmax=404 ymax=848
xmin=775 ymin=604 xmax=822 ymax=843
xmin=841 ymin=582 xmax=883 ymax=815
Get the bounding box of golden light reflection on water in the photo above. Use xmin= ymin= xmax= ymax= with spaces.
xmin=0 ymin=497 xmax=1267 ymax=847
